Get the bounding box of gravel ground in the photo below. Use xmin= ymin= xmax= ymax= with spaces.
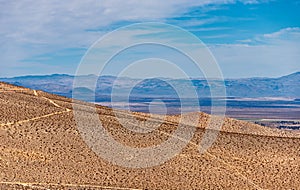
xmin=1 ymin=82 xmax=300 ymax=189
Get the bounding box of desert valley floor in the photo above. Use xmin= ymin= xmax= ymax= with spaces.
xmin=1 ymin=82 xmax=300 ymax=189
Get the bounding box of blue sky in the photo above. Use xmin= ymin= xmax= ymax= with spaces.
xmin=0 ymin=0 xmax=299 ymax=78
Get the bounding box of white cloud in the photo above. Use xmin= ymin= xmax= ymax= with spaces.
xmin=210 ymin=27 xmax=300 ymax=78
xmin=0 ymin=0 xmax=278 ymax=77
xmin=263 ymin=27 xmax=300 ymax=38
xmin=0 ymin=1 xmax=220 ymax=46
xmin=0 ymin=1 xmax=216 ymax=74
xmin=262 ymin=27 xmax=300 ymax=43
xmin=0 ymin=0 xmax=269 ymax=48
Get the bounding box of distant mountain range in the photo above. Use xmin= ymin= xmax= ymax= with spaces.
xmin=1 ymin=72 xmax=300 ymax=99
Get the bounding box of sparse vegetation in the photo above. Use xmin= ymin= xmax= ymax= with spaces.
xmin=1 ymin=82 xmax=300 ymax=189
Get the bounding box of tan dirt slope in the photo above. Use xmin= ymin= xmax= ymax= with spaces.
xmin=1 ymin=82 xmax=300 ymax=189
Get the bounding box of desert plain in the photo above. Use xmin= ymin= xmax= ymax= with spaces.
xmin=1 ymin=82 xmax=300 ymax=189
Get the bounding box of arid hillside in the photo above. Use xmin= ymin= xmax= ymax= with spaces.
xmin=1 ymin=82 xmax=300 ymax=189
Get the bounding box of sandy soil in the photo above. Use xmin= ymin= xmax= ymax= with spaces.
xmin=1 ymin=82 xmax=300 ymax=189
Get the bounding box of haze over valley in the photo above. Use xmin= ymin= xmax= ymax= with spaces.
xmin=1 ymin=1 xmax=300 ymax=189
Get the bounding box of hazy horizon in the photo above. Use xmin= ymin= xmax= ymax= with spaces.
xmin=1 ymin=2 xmax=300 ymax=189
xmin=2 ymin=70 xmax=300 ymax=80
